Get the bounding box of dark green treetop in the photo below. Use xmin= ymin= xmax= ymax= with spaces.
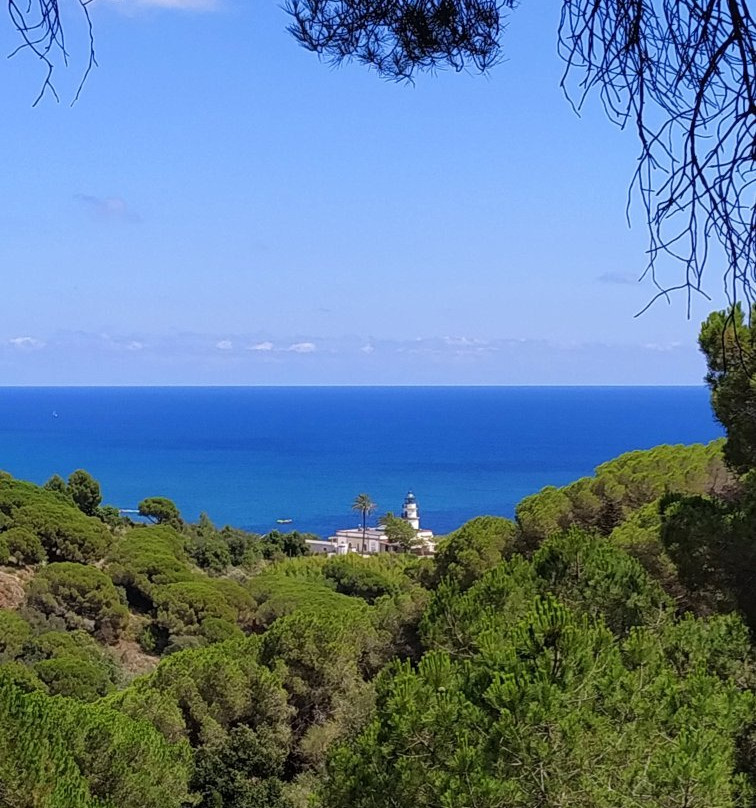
xmin=139 ymin=497 xmax=182 ymax=529
xmin=67 ymin=469 xmax=102 ymax=516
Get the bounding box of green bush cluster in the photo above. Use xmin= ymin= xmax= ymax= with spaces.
xmin=181 ymin=512 xmax=313 ymax=576
xmin=107 ymin=525 xmax=255 ymax=651
xmin=433 ymin=515 xmax=518 ymax=590
xmin=26 ymin=562 xmax=128 ymax=643
xmin=516 ymin=442 xmax=729 ymax=548
xmin=248 ymin=567 xmax=363 ymax=630
xmin=0 ymin=670 xmax=191 ymax=808
xmin=323 ymin=554 xmax=407 ymax=603
xmin=0 ymin=474 xmax=113 ymax=565
xmin=1 ymin=608 xmax=122 ymax=702
xmin=323 ymin=530 xmax=755 ymax=808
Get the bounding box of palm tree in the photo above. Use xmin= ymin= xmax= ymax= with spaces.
xmin=352 ymin=493 xmax=376 ymax=553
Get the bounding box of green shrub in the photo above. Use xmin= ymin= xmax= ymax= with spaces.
xmin=260 ymin=607 xmax=377 ymax=725
xmin=0 ymin=610 xmax=33 ymax=661
xmin=67 ymin=469 xmax=102 ymax=516
xmin=0 ymin=475 xmax=71 ymax=514
xmin=516 ymin=442 xmax=730 ymax=549
xmin=34 ymin=655 xmax=116 ymax=701
xmin=220 ymin=525 xmax=264 ymax=566
xmin=323 ymin=555 xmax=405 ymax=603
xmin=261 ymin=530 xmax=312 ymax=558
xmin=188 ymin=535 xmax=232 ymax=572
xmin=0 ymin=660 xmax=46 ymax=694
xmin=1 ymin=527 xmax=46 ymax=565
xmin=43 ymin=473 xmax=70 ymax=498
xmin=109 ymin=636 xmax=291 ymax=748
xmin=532 ymin=528 xmax=670 ymax=635
xmin=434 ymin=515 xmax=518 ymax=589
xmin=0 ymin=673 xmax=192 ymax=808
xmin=248 ymin=570 xmax=357 ymax=630
xmin=153 ymin=580 xmax=250 ymax=639
xmin=609 ymin=501 xmax=687 ymax=603
xmin=138 ymin=496 xmax=182 ymax=528
xmin=26 ymin=562 xmax=129 ymax=643
xmin=323 ymin=600 xmax=754 ymax=808
xmin=164 ymin=635 xmax=207 ymax=656
xmin=97 ymin=504 xmax=130 ymax=529
xmin=20 ymin=630 xmax=121 ymax=701
xmin=108 ymin=526 xmax=193 ymax=608
xmin=13 ymin=503 xmax=109 ymax=563
xmin=199 ymin=617 xmax=244 ymax=645
xmin=27 ymin=629 xmax=118 ymax=666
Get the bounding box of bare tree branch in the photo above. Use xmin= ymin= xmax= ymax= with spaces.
xmin=557 ymin=0 xmax=756 ymax=312
xmin=8 ymin=0 xmax=96 ymax=105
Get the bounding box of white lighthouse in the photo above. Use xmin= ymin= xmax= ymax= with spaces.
xmin=322 ymin=490 xmax=435 ymax=556
xmin=401 ymin=491 xmax=420 ymax=530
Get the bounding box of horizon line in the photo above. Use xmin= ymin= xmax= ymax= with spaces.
xmin=0 ymin=383 xmax=709 ymax=389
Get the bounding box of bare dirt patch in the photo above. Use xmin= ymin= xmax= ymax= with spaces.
xmin=112 ymin=638 xmax=160 ymax=678
xmin=0 ymin=569 xmax=27 ymax=609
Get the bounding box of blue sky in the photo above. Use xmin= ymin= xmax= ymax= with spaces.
xmin=0 ymin=0 xmax=728 ymax=384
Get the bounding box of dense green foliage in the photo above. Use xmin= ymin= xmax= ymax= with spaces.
xmin=645 ymin=304 xmax=756 ymax=635
xmin=660 ymin=481 xmax=756 ymax=628
xmin=379 ymin=513 xmax=418 ymax=552
xmin=516 ymin=442 xmax=730 ymax=549
xmin=26 ymin=563 xmax=128 ymax=643
xmin=0 ymin=671 xmax=191 ymax=808
xmin=67 ymin=470 xmax=102 ymax=517
xmin=434 ymin=515 xmax=518 ymax=589
xmin=699 ymin=304 xmax=756 ymax=474
xmin=323 ymin=555 xmax=406 ymax=603
xmin=324 ymin=604 xmax=754 ymax=808
xmin=0 ymin=473 xmax=110 ymax=563
xmin=0 ymin=611 xmax=33 ymax=662
xmin=138 ymin=496 xmax=182 ymax=528
xmin=13 ymin=503 xmax=110 ymax=563
xmin=0 ymin=527 xmax=45 ymax=566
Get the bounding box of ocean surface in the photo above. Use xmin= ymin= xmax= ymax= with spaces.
xmin=0 ymin=387 xmax=722 ymax=537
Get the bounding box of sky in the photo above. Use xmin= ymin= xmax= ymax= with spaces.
xmin=0 ymin=0 xmax=731 ymax=384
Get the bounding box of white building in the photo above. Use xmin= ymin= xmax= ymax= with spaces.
xmin=308 ymin=491 xmax=435 ymax=556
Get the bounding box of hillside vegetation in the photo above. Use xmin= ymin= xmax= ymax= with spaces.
xmin=2 ymin=428 xmax=755 ymax=806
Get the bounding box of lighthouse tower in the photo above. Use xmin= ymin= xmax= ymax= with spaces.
xmin=401 ymin=491 xmax=420 ymax=530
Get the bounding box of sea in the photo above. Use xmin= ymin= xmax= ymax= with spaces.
xmin=0 ymin=387 xmax=723 ymax=537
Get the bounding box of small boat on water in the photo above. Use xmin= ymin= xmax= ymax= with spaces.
xmin=276 ymin=518 xmax=293 ymax=525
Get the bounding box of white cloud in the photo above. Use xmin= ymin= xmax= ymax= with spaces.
xmin=443 ymin=336 xmax=488 ymax=347
xmin=8 ymin=336 xmax=45 ymax=349
xmin=643 ymin=341 xmax=683 ymax=352
xmin=75 ymin=194 xmax=141 ymax=223
xmin=248 ymin=341 xmax=274 ymax=352
xmin=126 ymin=341 xmax=144 ymax=351
xmin=596 ymin=271 xmax=638 ymax=285
xmin=360 ymin=344 xmax=375 ymax=354
xmin=215 ymin=340 xmax=233 ymax=351
xmin=287 ymin=342 xmax=316 ymax=354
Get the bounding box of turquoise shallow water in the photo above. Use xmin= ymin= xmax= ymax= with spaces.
xmin=0 ymin=387 xmax=722 ymax=536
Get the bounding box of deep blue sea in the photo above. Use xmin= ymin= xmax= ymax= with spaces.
xmin=0 ymin=387 xmax=722 ymax=537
